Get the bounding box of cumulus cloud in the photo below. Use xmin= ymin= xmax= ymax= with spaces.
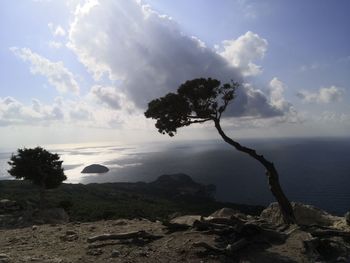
xmin=297 ymin=86 xmax=344 ymax=104
xmin=218 ymin=31 xmax=268 ymax=76
xmin=268 ymin=77 xmax=292 ymax=112
xmin=89 ymin=85 xmax=123 ymax=110
xmin=0 ymin=97 xmax=64 ymax=126
xmin=66 ymin=0 xmax=289 ymax=120
xmin=48 ymin=23 xmax=66 ymax=37
xmin=67 ymin=0 xmax=239 ymax=106
xmin=10 ymin=47 xmax=79 ymax=94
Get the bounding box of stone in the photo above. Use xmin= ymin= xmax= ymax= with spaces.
xmin=86 ymin=248 xmax=103 ymax=256
xmin=210 ymin=208 xmax=248 ymax=220
xmin=111 ymin=250 xmax=120 ymax=258
xmin=81 ymin=164 xmax=109 ymax=174
xmin=0 ymin=253 xmax=10 ymax=263
xmin=137 ymin=250 xmax=148 ymax=257
xmin=336 ymin=256 xmax=348 ymax=262
xmin=47 ymin=258 xmax=63 ymax=263
xmin=170 ymin=215 xmax=202 ymax=227
xmin=260 ymin=202 xmax=343 ymax=226
xmin=60 ymin=231 xmax=78 ymax=242
xmin=66 ymin=230 xmax=77 ymax=236
xmin=345 ymin=211 xmax=350 ymax=226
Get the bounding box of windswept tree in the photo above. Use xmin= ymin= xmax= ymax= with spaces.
xmin=8 ymin=147 xmax=66 ymax=208
xmin=145 ymin=78 xmax=296 ymax=224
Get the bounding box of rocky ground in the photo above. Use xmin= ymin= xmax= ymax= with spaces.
xmin=1 ymin=201 xmax=350 ymax=263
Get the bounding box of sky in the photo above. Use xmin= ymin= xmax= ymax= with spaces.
xmin=0 ymin=0 xmax=349 ymax=149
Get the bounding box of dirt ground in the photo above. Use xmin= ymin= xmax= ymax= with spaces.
xmin=0 ymin=218 xmax=327 ymax=263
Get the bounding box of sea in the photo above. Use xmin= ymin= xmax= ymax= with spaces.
xmin=1 ymin=138 xmax=349 ymax=215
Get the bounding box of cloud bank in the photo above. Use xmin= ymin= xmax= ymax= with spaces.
xmin=297 ymin=86 xmax=344 ymax=104
xmin=3 ymin=0 xmax=296 ymax=129
xmin=67 ymin=0 xmax=287 ymax=119
xmin=0 ymin=96 xmax=64 ymax=126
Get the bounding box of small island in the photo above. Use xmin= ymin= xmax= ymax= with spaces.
xmin=81 ymin=164 xmax=109 ymax=174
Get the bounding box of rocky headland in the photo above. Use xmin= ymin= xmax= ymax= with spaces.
xmin=0 ymin=174 xmax=349 ymax=262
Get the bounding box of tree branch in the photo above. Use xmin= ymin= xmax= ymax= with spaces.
xmin=186 ymin=118 xmax=212 ymax=125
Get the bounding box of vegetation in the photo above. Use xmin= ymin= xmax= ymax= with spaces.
xmin=0 ymin=180 xmax=263 ymax=222
xmin=145 ymin=78 xmax=296 ymax=224
xmin=7 ymin=147 xmax=66 ymax=208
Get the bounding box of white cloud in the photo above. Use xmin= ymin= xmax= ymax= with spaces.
xmin=10 ymin=47 xmax=79 ymax=94
xmin=268 ymin=77 xmax=292 ymax=112
xmin=297 ymin=86 xmax=344 ymax=104
xmin=67 ymin=0 xmax=290 ymax=120
xmin=89 ymin=85 xmax=123 ymax=110
xmin=88 ymin=85 xmax=136 ymax=115
xmin=48 ymin=23 xmax=66 ymax=37
xmin=48 ymin=41 xmax=63 ymax=49
xmin=218 ymin=31 xmax=268 ymax=76
xmin=0 ymin=92 xmax=137 ymax=128
xmin=0 ymin=97 xmax=64 ymax=126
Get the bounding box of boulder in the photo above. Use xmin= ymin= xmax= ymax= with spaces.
xmin=345 ymin=211 xmax=350 ymax=226
xmin=210 ymin=208 xmax=249 ymax=220
xmin=170 ymin=215 xmax=202 ymax=227
xmin=81 ymin=164 xmax=109 ymax=174
xmin=260 ymin=202 xmax=342 ymax=226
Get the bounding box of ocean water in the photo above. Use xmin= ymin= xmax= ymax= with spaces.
xmin=1 ymin=138 xmax=349 ymax=215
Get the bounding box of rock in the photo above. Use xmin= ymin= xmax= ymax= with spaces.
xmin=260 ymin=202 xmax=343 ymax=226
xmin=0 ymin=253 xmax=10 ymax=263
xmin=81 ymin=164 xmax=109 ymax=174
xmin=86 ymin=248 xmax=103 ymax=256
xmin=137 ymin=250 xmax=148 ymax=257
xmin=210 ymin=208 xmax=248 ymax=220
xmin=47 ymin=258 xmax=63 ymax=263
xmin=336 ymin=256 xmax=348 ymax=262
xmin=170 ymin=215 xmax=202 ymax=227
xmin=66 ymin=230 xmax=77 ymax=236
xmin=111 ymin=250 xmax=120 ymax=258
xmin=60 ymin=230 xmax=78 ymax=242
xmin=345 ymin=212 xmax=350 ymax=226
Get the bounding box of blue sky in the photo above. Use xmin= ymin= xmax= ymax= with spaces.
xmin=0 ymin=0 xmax=349 ymax=148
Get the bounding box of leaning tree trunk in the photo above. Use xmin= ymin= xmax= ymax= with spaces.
xmin=214 ymin=120 xmax=296 ymax=225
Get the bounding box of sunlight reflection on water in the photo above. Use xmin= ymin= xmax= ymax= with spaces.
xmin=1 ymin=139 xmax=350 ymax=214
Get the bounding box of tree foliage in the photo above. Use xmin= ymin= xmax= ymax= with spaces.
xmin=8 ymin=147 xmax=66 ymax=189
xmin=145 ymin=78 xmax=296 ymax=224
xmin=145 ymin=78 xmax=238 ymax=136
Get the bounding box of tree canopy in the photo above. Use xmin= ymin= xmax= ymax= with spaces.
xmin=145 ymin=78 xmax=238 ymax=136
xmin=145 ymin=78 xmax=296 ymax=224
xmin=8 ymin=147 xmax=66 ymax=189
